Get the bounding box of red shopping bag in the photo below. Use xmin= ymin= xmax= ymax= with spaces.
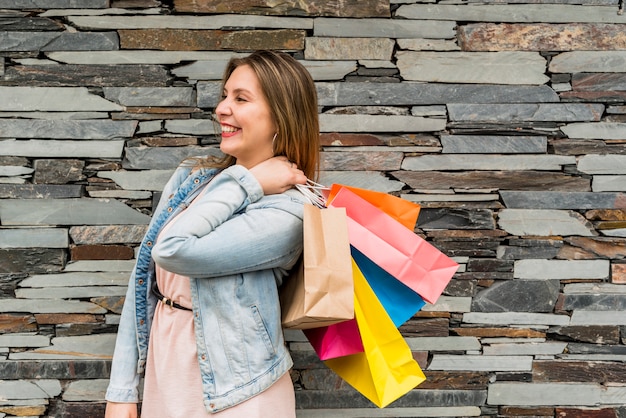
xmin=303 ymin=316 xmax=363 ymax=361
xmin=329 ymin=187 xmax=458 ymax=304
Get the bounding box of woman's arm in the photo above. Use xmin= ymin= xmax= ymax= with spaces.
xmin=152 ymin=159 xmax=307 ymax=278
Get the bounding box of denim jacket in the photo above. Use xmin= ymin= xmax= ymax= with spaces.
xmin=105 ymin=163 xmax=306 ymax=413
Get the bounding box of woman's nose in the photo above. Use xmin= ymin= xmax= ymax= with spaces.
xmin=215 ymin=98 xmax=230 ymax=116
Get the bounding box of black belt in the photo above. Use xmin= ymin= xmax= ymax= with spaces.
xmin=151 ymin=280 xmax=192 ymax=311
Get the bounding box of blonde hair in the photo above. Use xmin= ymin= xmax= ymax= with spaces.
xmin=199 ymin=50 xmax=320 ymax=180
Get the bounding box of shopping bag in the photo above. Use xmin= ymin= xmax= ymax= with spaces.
xmin=351 ymin=246 xmax=425 ymax=327
xmin=280 ymin=204 xmax=354 ymax=329
xmin=303 ymin=317 xmax=363 ymax=360
xmin=325 ymin=259 xmax=426 ymax=408
xmin=329 ymin=187 xmax=458 ymax=304
xmin=327 ymin=184 xmax=420 ymax=230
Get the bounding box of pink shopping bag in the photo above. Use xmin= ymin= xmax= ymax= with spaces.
xmin=329 ymin=187 xmax=458 ymax=304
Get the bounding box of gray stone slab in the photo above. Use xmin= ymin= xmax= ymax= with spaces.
xmin=103 ymin=86 xmax=195 ymax=107
xmin=63 ymin=260 xmax=134 ymax=272
xmin=561 ymin=294 xmax=626 ymax=311
xmin=9 ymin=333 xmax=115 ymax=360
xmin=0 ymin=228 xmax=68 ymax=248
xmin=428 ymin=355 xmax=533 ymax=371
xmin=0 ymin=359 xmax=111 ymax=379
xmin=16 ymin=286 xmax=127 ymax=298
xmin=20 ymin=272 xmax=129 ymax=287
xmin=313 ymin=18 xmax=455 ymax=38
xmin=402 ymin=155 xmax=575 ymax=171
xmin=578 ymin=154 xmax=626 ymax=174
xmin=301 ymin=60 xmax=358 ymax=81
xmin=593 ymin=175 xmax=626 ymax=192
xmin=0 ymin=31 xmax=117 ymax=51
xmin=463 ymin=312 xmax=570 ymax=326
xmin=500 ymin=191 xmax=626 ymax=209
xmin=165 ymin=119 xmax=216 ymax=135
xmin=43 ymin=31 xmax=118 ymax=51
xmin=397 ymin=51 xmax=549 ymax=85
xmin=448 ymin=103 xmax=604 ymax=122
xmin=487 ymin=382 xmax=601 ymax=406
xmin=0 ymin=119 xmax=136 ymax=139
xmin=305 ymin=37 xmax=394 ymax=60
xmin=570 ymin=310 xmax=626 ymax=325
xmin=472 ymin=280 xmax=560 ymax=313
xmin=406 ymin=336 xmax=481 ymax=352
xmin=397 ymin=38 xmax=461 ymax=51
xmin=88 ymin=190 xmax=152 ymax=199
xmin=564 ymin=283 xmax=626 ymax=294
xmin=421 ymin=296 xmax=472 ymax=313
xmin=514 ymin=259 xmax=610 ymax=280
xmin=0 ymin=166 xmax=33 ymax=176
xmin=550 ymin=51 xmax=626 ymax=73
xmin=498 ymin=209 xmax=595 ymax=236
xmin=171 ymin=61 xmax=226 ymax=81
xmin=0 ymin=380 xmax=49 ymax=400
xmin=0 ymin=111 xmax=108 ymax=119
xmin=600 ymin=228 xmax=626 ymax=237
xmin=0 ymin=139 xmax=124 ymax=158
xmin=483 ymin=342 xmax=568 ymax=356
xmin=562 ymin=123 xmax=626 ymax=140
xmin=123 ymin=146 xmax=223 ymax=170
xmin=68 ymin=14 xmax=313 ymax=29
xmin=70 ymin=225 xmax=148 ymax=245
xmin=316 ymin=82 xmax=559 ymax=106
xmin=98 ymin=169 xmax=174 ymax=191
xmin=0 ymin=87 xmax=123 ymax=112
xmin=0 ymin=299 xmax=107 ymax=314
xmin=319 ymin=114 xmax=446 ymax=132
xmin=441 ymin=135 xmax=547 ymax=154
xmin=0 ymin=334 xmax=50 ymax=347
xmin=396 ymin=4 xmax=626 ymax=23
xmin=0 ymin=198 xmax=150 ymax=226
xmin=47 ymin=50 xmax=245 ymax=65
xmin=62 ymin=379 xmax=108 ymax=401
xmin=602 ymin=386 xmax=626 ymax=405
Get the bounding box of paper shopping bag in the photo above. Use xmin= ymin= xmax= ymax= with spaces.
xmin=280 ymin=204 xmax=354 ymax=329
xmin=329 ymin=188 xmax=458 ymax=304
xmin=351 ymin=246 xmax=425 ymax=327
xmin=325 ymin=259 xmax=426 ymax=408
xmin=303 ymin=317 xmax=363 ymax=360
xmin=327 ymin=184 xmax=420 ymax=230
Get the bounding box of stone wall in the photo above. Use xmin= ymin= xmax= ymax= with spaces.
xmin=1 ymin=0 xmax=626 ymax=417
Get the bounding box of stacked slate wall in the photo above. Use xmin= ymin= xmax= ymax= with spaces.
xmin=1 ymin=1 xmax=625 ymax=417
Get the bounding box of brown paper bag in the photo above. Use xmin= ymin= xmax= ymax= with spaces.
xmin=280 ymin=204 xmax=354 ymax=329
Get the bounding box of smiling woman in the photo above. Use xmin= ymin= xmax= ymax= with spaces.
xmin=104 ymin=50 xmax=320 ymax=418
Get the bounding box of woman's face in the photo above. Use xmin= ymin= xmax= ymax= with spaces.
xmin=215 ymin=64 xmax=277 ymax=169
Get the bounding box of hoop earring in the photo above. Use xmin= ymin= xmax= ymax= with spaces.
xmin=272 ymin=132 xmax=278 ymax=143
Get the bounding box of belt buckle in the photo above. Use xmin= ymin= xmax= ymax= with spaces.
xmin=162 ymin=297 xmax=174 ymax=309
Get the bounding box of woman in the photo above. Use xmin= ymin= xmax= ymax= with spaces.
xmin=105 ymin=50 xmax=320 ymax=418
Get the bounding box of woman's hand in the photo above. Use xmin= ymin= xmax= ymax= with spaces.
xmin=249 ymin=156 xmax=307 ymax=195
xmin=104 ymin=402 xmax=138 ymax=418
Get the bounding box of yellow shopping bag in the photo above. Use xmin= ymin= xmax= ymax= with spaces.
xmin=324 ymin=259 xmax=426 ymax=408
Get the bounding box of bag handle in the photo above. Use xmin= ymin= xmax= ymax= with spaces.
xmin=295 ymin=179 xmax=329 ymax=208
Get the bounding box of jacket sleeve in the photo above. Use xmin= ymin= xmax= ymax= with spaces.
xmin=151 ymin=165 xmax=304 ymax=278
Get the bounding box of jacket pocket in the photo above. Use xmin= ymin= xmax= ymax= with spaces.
xmin=250 ymin=305 xmax=276 ymax=356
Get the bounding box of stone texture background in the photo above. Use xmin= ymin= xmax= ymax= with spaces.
xmin=1 ymin=0 xmax=626 ymax=417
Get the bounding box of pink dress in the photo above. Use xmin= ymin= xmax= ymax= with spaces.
xmin=141 ymin=193 xmax=295 ymax=418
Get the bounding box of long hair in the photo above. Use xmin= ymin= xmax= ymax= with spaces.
xmin=200 ymin=50 xmax=320 ymax=180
